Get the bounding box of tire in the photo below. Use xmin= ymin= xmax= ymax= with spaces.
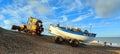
xmin=70 ymin=39 xmax=79 ymax=47
xmin=55 ymin=36 xmax=63 ymax=44
xmin=36 ymin=31 xmax=41 ymax=35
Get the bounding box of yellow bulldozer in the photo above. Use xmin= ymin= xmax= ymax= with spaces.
xmin=11 ymin=17 xmax=44 ymax=35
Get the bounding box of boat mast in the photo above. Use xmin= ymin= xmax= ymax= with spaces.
xmin=67 ymin=22 xmax=72 ymax=28
xmin=90 ymin=25 xmax=92 ymax=33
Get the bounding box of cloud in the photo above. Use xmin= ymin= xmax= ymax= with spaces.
xmin=95 ymin=0 xmax=120 ymax=18
xmin=0 ymin=15 xmax=5 ymax=20
xmin=28 ymin=0 xmax=49 ymax=14
xmin=60 ymin=0 xmax=96 ymax=14
xmin=72 ymin=16 xmax=85 ymax=22
xmin=2 ymin=19 xmax=20 ymax=29
xmin=41 ymin=0 xmax=49 ymax=3
xmin=61 ymin=0 xmax=83 ymax=14
xmin=0 ymin=0 xmax=95 ymax=31
xmin=0 ymin=0 xmax=56 ymax=29
xmin=37 ymin=5 xmax=53 ymax=15
xmin=1 ymin=0 xmax=54 ymax=18
xmin=72 ymin=9 xmax=94 ymax=22
xmin=61 ymin=15 xmax=68 ymax=22
xmin=0 ymin=0 xmax=95 ymax=25
xmin=2 ymin=9 xmax=21 ymax=19
xmin=4 ymin=20 xmax=10 ymax=25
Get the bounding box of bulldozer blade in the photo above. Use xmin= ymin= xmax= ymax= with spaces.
xmin=11 ymin=25 xmax=21 ymax=31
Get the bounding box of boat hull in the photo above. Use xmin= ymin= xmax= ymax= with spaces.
xmin=48 ymin=25 xmax=96 ymax=43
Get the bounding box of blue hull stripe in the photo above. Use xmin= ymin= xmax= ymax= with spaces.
xmin=58 ymin=28 xmax=96 ymax=37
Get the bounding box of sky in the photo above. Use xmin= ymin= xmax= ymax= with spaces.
xmin=0 ymin=0 xmax=120 ymax=37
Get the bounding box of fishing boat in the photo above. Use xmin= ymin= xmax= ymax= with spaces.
xmin=48 ymin=24 xmax=96 ymax=47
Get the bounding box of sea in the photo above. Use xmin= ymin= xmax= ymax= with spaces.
xmin=92 ymin=37 xmax=120 ymax=47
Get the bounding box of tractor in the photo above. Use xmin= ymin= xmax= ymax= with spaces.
xmin=11 ymin=17 xmax=44 ymax=35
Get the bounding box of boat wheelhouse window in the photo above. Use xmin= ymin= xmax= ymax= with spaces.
xmin=88 ymin=34 xmax=90 ymax=36
xmin=88 ymin=33 xmax=96 ymax=37
xmin=83 ymin=34 xmax=88 ymax=36
xmin=89 ymin=33 xmax=93 ymax=36
xmin=83 ymin=34 xmax=86 ymax=36
xmin=93 ymin=34 xmax=96 ymax=37
xmin=60 ymin=27 xmax=66 ymax=29
xmin=66 ymin=28 xmax=71 ymax=30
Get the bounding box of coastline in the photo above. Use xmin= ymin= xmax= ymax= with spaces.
xmin=90 ymin=43 xmax=120 ymax=54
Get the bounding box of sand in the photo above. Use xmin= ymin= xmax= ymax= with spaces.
xmin=0 ymin=27 xmax=120 ymax=54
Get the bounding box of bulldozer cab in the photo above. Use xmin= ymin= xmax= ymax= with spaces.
xmin=27 ymin=17 xmax=42 ymax=31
